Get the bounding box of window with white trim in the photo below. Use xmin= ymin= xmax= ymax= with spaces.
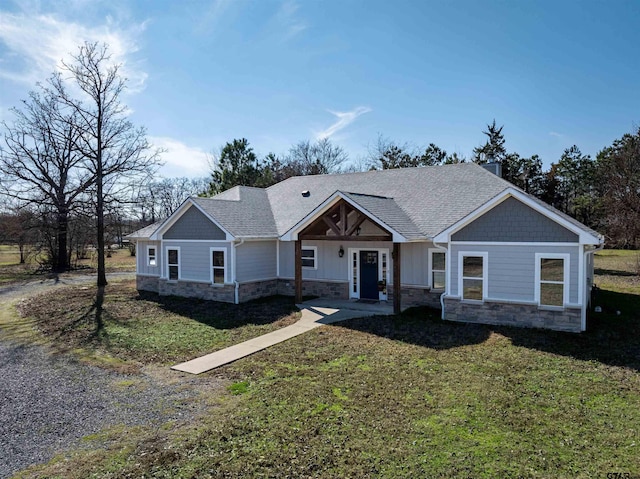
xmin=211 ymin=248 xmax=226 ymax=284
xmin=301 ymin=246 xmax=317 ymax=269
xmin=460 ymin=254 xmax=486 ymax=301
xmin=167 ymin=248 xmax=179 ymax=280
xmin=429 ymin=250 xmax=446 ymax=290
xmin=536 ymin=254 xmax=569 ymax=307
xmin=352 ymin=251 xmax=358 ymax=294
xmin=147 ymin=246 xmax=157 ymax=267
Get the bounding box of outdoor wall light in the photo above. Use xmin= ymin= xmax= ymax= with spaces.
xmin=338 ymin=246 xmax=344 ymax=258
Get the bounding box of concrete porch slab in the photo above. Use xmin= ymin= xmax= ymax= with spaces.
xmin=171 ymin=300 xmax=387 ymax=375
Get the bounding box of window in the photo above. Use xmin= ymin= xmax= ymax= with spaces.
xmin=167 ymin=248 xmax=179 ymax=280
xmin=352 ymin=251 xmax=358 ymax=294
xmin=429 ymin=249 xmax=446 ymax=290
xmin=147 ymin=246 xmax=156 ymax=267
xmin=301 ymin=246 xmax=317 ymax=269
xmin=211 ymin=248 xmax=226 ymax=284
xmin=459 ymin=253 xmax=487 ymax=301
xmin=536 ymin=254 xmax=569 ymax=307
xmin=381 ymin=252 xmax=388 ymax=290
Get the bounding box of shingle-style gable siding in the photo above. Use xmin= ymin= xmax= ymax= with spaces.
xmin=452 ymin=197 xmax=579 ymax=243
xmin=164 ymin=206 xmax=226 ymax=240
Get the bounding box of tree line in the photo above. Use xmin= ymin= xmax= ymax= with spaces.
xmin=207 ymin=121 xmax=640 ymax=249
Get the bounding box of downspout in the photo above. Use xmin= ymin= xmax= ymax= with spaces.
xmin=233 ymin=239 xmax=245 ymax=305
xmin=433 ymin=241 xmax=449 ymax=320
xmin=582 ymin=242 xmax=604 ymax=331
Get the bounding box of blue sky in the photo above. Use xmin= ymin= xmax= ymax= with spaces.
xmin=1 ymin=0 xmax=639 ymax=178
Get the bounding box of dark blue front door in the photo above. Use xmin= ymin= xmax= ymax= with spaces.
xmin=359 ymin=251 xmax=379 ymax=300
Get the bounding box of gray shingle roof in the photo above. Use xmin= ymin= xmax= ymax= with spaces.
xmin=192 ymin=188 xmax=279 ymax=238
xmin=127 ymin=221 xmax=162 ymax=239
xmin=267 ymin=163 xmax=511 ymax=238
xmin=128 ymin=163 xmax=601 ymax=242
xmin=339 ymin=192 xmax=424 ymax=240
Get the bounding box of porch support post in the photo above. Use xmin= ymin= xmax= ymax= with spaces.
xmin=295 ymin=239 xmax=303 ymax=303
xmin=393 ymin=242 xmax=401 ymax=314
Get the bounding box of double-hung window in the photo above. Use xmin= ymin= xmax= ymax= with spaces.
xmin=536 ymin=254 xmax=569 ymax=307
xmin=459 ymin=252 xmax=487 ymax=301
xmin=211 ymin=248 xmax=227 ymax=284
xmin=167 ymin=248 xmax=180 ymax=280
xmin=301 ymin=246 xmax=317 ymax=269
xmin=429 ymin=249 xmax=446 ymax=290
xmin=147 ymin=246 xmax=156 ymax=267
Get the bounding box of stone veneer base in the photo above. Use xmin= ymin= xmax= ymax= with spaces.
xmin=135 ymin=277 xmax=350 ymax=303
xmin=443 ymin=297 xmax=582 ymax=333
xmin=137 ymin=276 xmax=440 ymax=309
xmin=136 ymin=275 xmax=159 ymax=293
xmin=137 ymin=276 xmax=581 ymax=333
xmin=385 ymin=285 xmax=442 ymax=310
xmin=276 ymin=279 xmax=350 ymax=300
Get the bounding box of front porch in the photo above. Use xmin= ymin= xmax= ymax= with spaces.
xmin=297 ymin=297 xmax=394 ymax=316
xmin=290 ymin=196 xmax=405 ymax=313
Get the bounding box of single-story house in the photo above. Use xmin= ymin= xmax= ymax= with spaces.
xmin=128 ymin=163 xmax=603 ymax=333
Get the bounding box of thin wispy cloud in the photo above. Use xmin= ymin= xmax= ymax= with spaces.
xmin=275 ymin=0 xmax=307 ymax=42
xmin=149 ymin=136 xmax=210 ymax=178
xmin=0 ymin=10 xmax=147 ymax=91
xmin=549 ymin=131 xmax=565 ymax=139
xmin=315 ymin=106 xmax=372 ymax=140
xmin=193 ymin=0 xmax=232 ymax=36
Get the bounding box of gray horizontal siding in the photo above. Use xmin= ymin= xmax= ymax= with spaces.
xmin=164 ymin=205 xmax=226 ymax=240
xmin=452 ymin=197 xmax=579 ymax=243
xmin=450 ymin=244 xmax=580 ymax=304
xmin=280 ymin=240 xmax=392 ymax=281
xmin=400 ymin=242 xmax=429 ymax=286
xmin=136 ymin=240 xmax=160 ymax=276
xmin=278 ymin=240 xmax=432 ymax=286
xmin=163 ymin=240 xmax=231 ymax=283
xmin=236 ymin=241 xmax=277 ymax=282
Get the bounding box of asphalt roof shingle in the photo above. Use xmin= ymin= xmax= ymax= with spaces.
xmin=266 ymin=163 xmax=510 ymax=238
xmin=127 ymin=163 xmax=601 ymax=241
xmin=192 ymin=188 xmax=279 ymax=238
xmin=126 ymin=221 xmax=162 ymax=239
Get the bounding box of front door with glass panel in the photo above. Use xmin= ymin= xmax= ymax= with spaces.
xmin=359 ymin=251 xmax=379 ymax=300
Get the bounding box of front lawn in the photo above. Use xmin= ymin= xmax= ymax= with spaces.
xmin=16 ymin=281 xmax=300 ymax=367
xmin=11 ymin=250 xmax=640 ymax=478
xmin=0 ymin=245 xmax=136 ymax=285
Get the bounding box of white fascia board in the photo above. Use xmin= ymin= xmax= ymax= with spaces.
xmin=150 ymin=198 xmax=235 ymax=241
xmin=280 ymin=191 xmax=409 ymax=243
xmin=433 ymin=188 xmax=603 ymax=245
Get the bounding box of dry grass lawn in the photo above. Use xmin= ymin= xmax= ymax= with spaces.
xmin=0 ymin=245 xmax=136 ymax=285
xmin=7 ymin=249 xmax=640 ymax=478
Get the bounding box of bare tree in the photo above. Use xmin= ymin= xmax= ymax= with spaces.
xmin=133 ymin=177 xmax=207 ymax=222
xmin=0 ymin=86 xmax=92 ymax=272
xmin=49 ymin=42 xmax=161 ymax=286
xmin=286 ymin=138 xmax=348 ymax=175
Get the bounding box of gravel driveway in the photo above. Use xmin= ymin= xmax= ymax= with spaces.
xmin=0 ymin=274 xmax=213 ymax=478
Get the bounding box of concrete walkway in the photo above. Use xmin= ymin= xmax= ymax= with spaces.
xmin=172 ymin=300 xmax=392 ymax=375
